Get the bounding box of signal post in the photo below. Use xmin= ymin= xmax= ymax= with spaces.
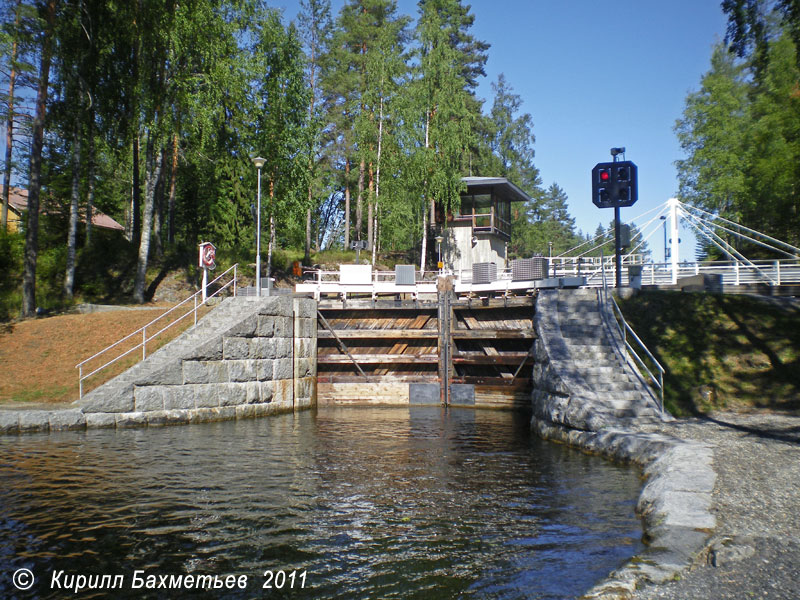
xmin=592 ymin=148 xmax=638 ymax=287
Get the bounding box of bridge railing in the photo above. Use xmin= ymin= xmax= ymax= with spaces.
xmin=551 ymin=256 xmax=800 ymax=287
xmin=76 ymin=264 xmax=238 ymax=399
xmin=599 ymin=260 xmax=665 ymax=414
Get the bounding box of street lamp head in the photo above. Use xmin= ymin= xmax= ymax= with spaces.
xmin=251 ymin=156 xmax=266 ymax=169
xmin=435 ymin=235 xmax=443 ymax=245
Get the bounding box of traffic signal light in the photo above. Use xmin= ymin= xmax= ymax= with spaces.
xmin=592 ymin=161 xmax=638 ymax=208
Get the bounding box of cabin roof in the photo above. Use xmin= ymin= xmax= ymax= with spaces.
xmin=2 ymin=186 xmax=125 ymax=231
xmin=461 ymin=176 xmax=531 ymax=204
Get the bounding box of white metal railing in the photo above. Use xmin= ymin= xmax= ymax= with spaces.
xmin=600 ymin=259 xmax=665 ymax=414
xmin=76 ymin=264 xmax=238 ymax=399
xmin=553 ymin=257 xmax=800 ymax=288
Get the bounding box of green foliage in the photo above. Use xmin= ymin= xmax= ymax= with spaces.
xmin=0 ymin=230 xmax=24 ymax=319
xmin=676 ymin=31 xmax=800 ymax=258
xmin=0 ymin=0 xmax=592 ymax=312
xmin=619 ymin=291 xmax=800 ymax=415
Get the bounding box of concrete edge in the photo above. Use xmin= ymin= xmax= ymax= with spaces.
xmin=0 ymin=401 xmax=308 ymax=435
xmin=530 ymin=417 xmax=717 ymax=600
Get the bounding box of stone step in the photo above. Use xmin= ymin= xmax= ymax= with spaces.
xmin=571 ymin=358 xmax=625 ymax=369
xmin=560 ymin=344 xmax=613 ymax=357
xmin=589 ymin=380 xmax=638 ymax=392
xmin=559 ymin=329 xmax=607 ymax=341
xmin=559 ymin=316 xmax=604 ymax=326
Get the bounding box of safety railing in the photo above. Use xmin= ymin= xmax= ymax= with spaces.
xmin=76 ymin=264 xmax=238 ymax=399
xmin=599 ymin=259 xmax=665 ymax=414
xmin=552 ymin=257 xmax=800 ymax=287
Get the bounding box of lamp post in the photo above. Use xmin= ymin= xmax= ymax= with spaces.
xmin=252 ymin=156 xmax=265 ymax=296
xmin=660 ymin=215 xmax=668 ymax=267
xmin=435 ymin=234 xmax=443 ymax=273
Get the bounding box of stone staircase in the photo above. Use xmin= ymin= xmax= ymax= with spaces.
xmin=72 ymin=294 xmax=317 ymax=428
xmin=533 ymin=288 xmax=669 ymax=431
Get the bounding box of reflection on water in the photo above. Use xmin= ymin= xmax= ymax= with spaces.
xmin=0 ymin=407 xmax=643 ymax=599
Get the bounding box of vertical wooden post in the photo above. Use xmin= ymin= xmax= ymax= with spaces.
xmin=437 ymin=275 xmax=454 ymax=406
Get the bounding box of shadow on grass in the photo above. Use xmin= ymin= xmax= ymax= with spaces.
xmin=618 ymin=290 xmax=800 ymax=416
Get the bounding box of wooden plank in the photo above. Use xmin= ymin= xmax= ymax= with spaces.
xmin=452 ymin=376 xmax=532 ymax=387
xmin=462 ymin=314 xmax=512 ymax=379
xmin=450 ymin=297 xmax=535 ymax=309
xmin=319 ymin=301 xmax=439 ymax=311
xmin=452 ymin=354 xmax=534 ymax=365
xmin=318 ymin=329 xmax=437 ymax=339
xmin=319 ymin=354 xmax=438 ymax=364
xmin=318 ymin=375 xmax=437 ymax=384
xmin=451 ymin=329 xmax=537 ymax=339
xmin=316 ymin=310 xmax=366 ymax=377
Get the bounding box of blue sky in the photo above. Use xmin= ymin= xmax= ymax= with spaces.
xmin=274 ymin=0 xmax=730 ymax=261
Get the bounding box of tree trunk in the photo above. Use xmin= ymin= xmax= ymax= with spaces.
xmin=356 ymin=159 xmax=364 ymax=240
xmin=151 ymin=147 xmax=167 ymax=258
xmin=1 ymin=1 xmax=20 ymax=231
xmin=21 ymin=0 xmax=56 ymax=317
xmin=420 ymin=209 xmax=427 ymax=275
xmin=131 ymin=135 xmax=141 ymax=243
xmin=344 ymin=157 xmax=351 ymax=250
xmin=167 ymin=132 xmax=178 ymax=244
xmin=372 ymin=95 xmax=384 ymax=267
xmin=85 ymin=115 xmax=95 ymax=246
xmin=367 ymin=162 xmax=374 ymax=251
xmin=267 ymin=178 xmax=275 ymax=282
xmin=63 ymin=122 xmax=81 ymax=299
xmin=133 ymin=136 xmax=164 ymax=304
xmin=305 ymin=207 xmax=312 ymax=263
xmin=419 ymin=109 xmax=431 ymax=276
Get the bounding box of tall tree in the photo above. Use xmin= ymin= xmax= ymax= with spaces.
xmin=21 ymin=0 xmax=57 ymax=317
xmin=675 ymin=44 xmax=750 ymax=219
xmin=252 ymin=12 xmax=310 ymax=280
xmin=0 ymin=0 xmax=35 ymax=231
xmin=298 ymin=0 xmax=333 ymax=263
xmin=410 ymin=0 xmax=482 ymax=271
xmin=675 ymin=32 xmax=800 ymax=254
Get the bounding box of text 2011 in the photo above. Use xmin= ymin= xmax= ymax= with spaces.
xmin=263 ymin=570 xmax=307 ymax=589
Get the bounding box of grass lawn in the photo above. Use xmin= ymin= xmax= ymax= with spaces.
xmin=618 ymin=291 xmax=800 ymax=416
xmin=0 ymin=303 xmax=210 ymax=405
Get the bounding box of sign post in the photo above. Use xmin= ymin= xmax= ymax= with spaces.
xmin=198 ymin=242 xmax=216 ymax=302
xmin=350 ymin=240 xmax=368 ymax=264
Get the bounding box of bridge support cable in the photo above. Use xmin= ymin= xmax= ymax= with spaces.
xmin=678 ymin=207 xmax=779 ymax=285
xmin=679 ymin=202 xmax=800 ymax=259
xmin=622 ymin=207 xmax=671 ymax=260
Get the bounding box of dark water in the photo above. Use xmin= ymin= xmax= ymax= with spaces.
xmin=0 ymin=407 xmax=643 ymax=599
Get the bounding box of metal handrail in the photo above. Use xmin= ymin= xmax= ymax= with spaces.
xmin=76 ymin=264 xmax=238 ymax=399
xmin=600 ymin=258 xmax=665 ymax=413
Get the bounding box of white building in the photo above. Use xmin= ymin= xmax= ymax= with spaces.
xmin=438 ymin=176 xmax=531 ymax=276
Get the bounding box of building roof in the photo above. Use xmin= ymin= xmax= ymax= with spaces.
xmin=461 ymin=176 xmax=532 ymax=204
xmin=3 ymin=186 xmax=125 ymax=231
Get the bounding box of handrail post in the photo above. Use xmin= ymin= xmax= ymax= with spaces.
xmin=142 ymin=327 xmax=147 ymax=360
xmin=79 ymin=366 xmax=83 ymax=399
xmin=194 ymin=294 xmax=198 ymax=325
xmin=233 ymin=264 xmax=238 ymax=297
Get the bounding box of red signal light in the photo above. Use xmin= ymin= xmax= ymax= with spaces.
xmin=599 ymin=170 xmax=610 ymax=182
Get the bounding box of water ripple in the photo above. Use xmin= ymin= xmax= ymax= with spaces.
xmin=0 ymin=407 xmax=642 ymax=599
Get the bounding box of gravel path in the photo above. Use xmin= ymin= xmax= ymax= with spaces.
xmin=631 ymin=411 xmax=800 ymax=600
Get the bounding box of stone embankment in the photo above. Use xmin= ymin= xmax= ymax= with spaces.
xmin=0 ymin=295 xmax=317 ymax=434
xmin=531 ymin=289 xmax=717 ymax=598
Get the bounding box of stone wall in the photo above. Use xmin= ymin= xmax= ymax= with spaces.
xmin=531 ymin=289 xmax=717 ymax=598
xmin=0 ymin=295 xmax=317 ymax=435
